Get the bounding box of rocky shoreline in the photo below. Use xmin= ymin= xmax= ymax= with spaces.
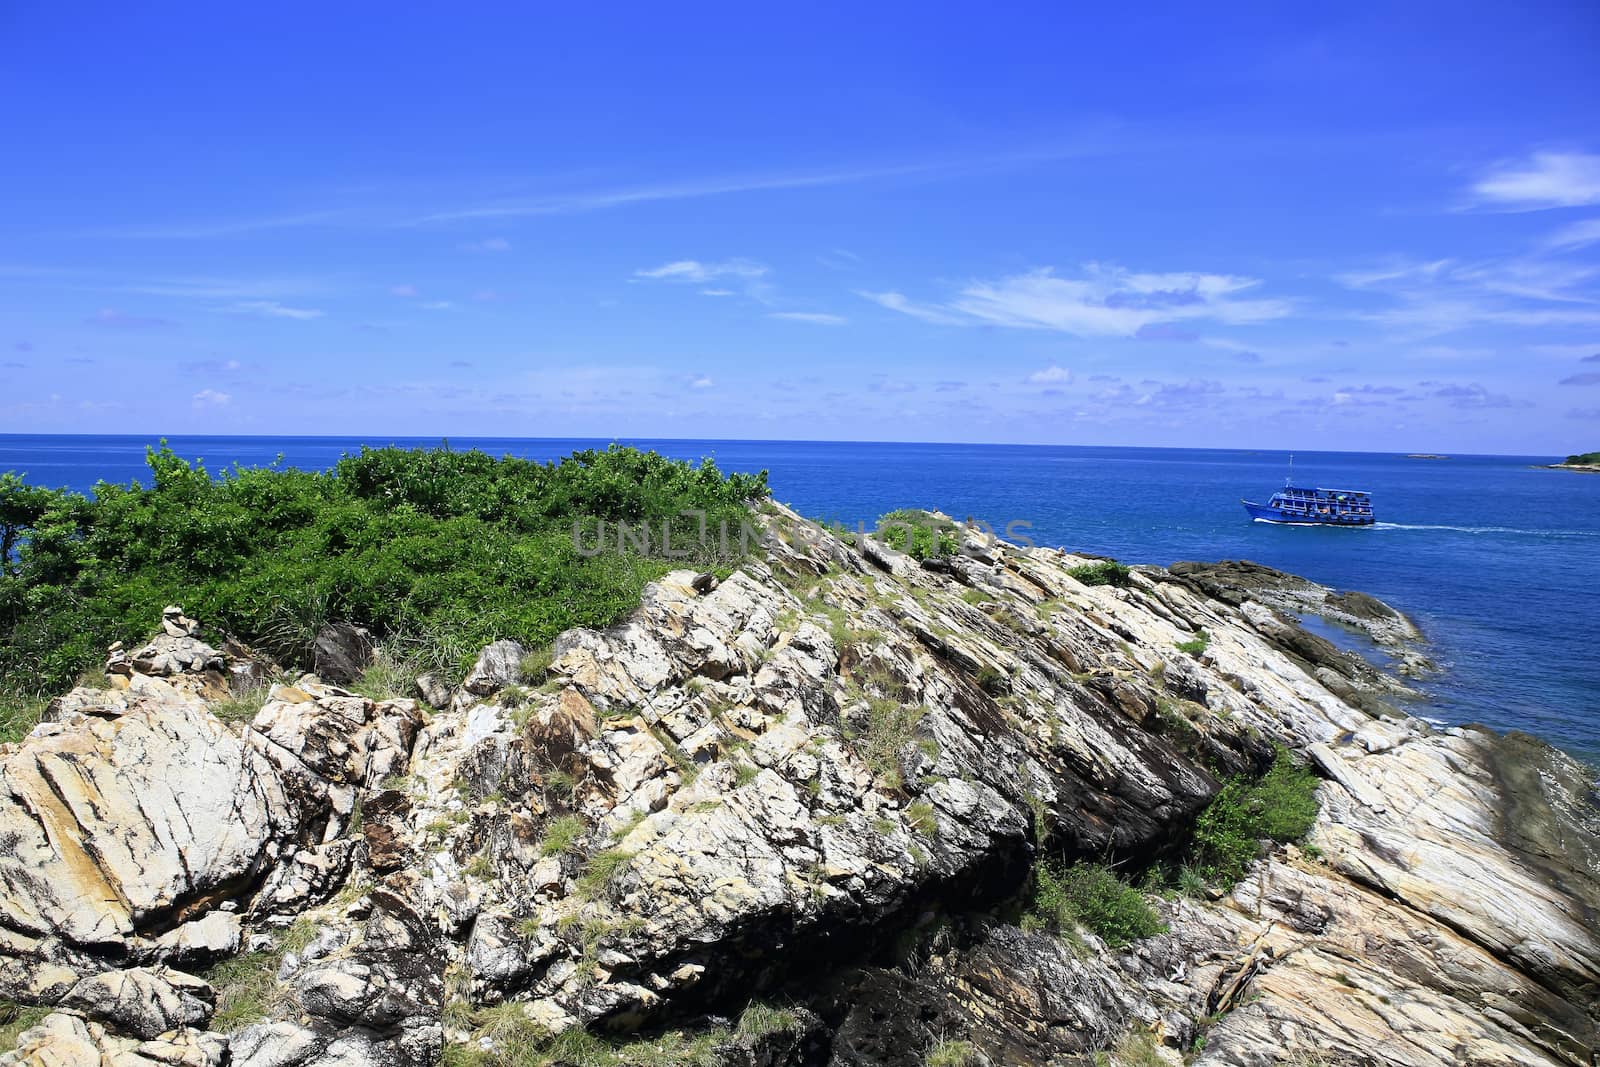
xmin=1 ymin=504 xmax=1596 ymax=1066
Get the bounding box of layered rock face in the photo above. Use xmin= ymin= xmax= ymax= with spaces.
xmin=0 ymin=505 xmax=1595 ymax=1066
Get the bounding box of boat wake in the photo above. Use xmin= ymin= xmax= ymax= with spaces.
xmin=1373 ymin=522 xmax=1599 ymax=537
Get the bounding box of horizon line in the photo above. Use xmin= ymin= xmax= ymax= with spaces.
xmin=0 ymin=431 xmax=1565 ymax=463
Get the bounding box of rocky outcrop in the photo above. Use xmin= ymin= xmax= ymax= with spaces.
xmin=1 ymin=509 xmax=1596 ymax=1067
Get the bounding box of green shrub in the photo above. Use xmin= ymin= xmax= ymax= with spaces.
xmin=1024 ymin=861 xmax=1165 ymax=948
xmin=1066 ymin=560 xmax=1132 ymax=588
xmin=0 ymin=445 xmax=766 ymax=712
xmin=874 ymin=509 xmax=959 ymax=561
xmin=1190 ymin=747 xmax=1320 ymax=886
xmin=1563 ymin=451 xmax=1600 ymax=466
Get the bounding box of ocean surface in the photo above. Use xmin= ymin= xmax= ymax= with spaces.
xmin=4 ymin=434 xmax=1597 ymax=763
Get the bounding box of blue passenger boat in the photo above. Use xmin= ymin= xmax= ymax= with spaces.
xmin=1242 ymin=485 xmax=1374 ymax=526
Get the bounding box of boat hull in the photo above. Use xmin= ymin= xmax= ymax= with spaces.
xmin=1242 ymin=500 xmax=1374 ymax=526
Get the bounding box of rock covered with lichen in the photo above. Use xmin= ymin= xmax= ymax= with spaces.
xmin=0 ymin=503 xmax=1596 ymax=1066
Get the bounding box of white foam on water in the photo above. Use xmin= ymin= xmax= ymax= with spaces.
xmin=1373 ymin=522 xmax=1599 ymax=537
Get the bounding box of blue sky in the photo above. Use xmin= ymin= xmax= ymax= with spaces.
xmin=2 ymin=2 xmax=1598 ymax=454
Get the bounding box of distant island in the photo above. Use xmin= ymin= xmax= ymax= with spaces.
xmin=1406 ymin=453 xmax=1449 ymax=460
xmin=1542 ymin=451 xmax=1600 ymax=472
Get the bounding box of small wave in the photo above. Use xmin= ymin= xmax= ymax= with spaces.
xmin=1373 ymin=522 xmax=1599 ymax=536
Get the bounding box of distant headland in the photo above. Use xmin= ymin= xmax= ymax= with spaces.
xmin=1540 ymin=451 xmax=1600 ymax=472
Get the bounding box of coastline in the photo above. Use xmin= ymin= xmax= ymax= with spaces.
xmin=2 ymin=503 xmax=1595 ymax=1065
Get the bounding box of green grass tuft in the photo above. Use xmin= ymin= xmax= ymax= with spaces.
xmin=540 ymin=814 xmax=588 ymax=857
xmin=203 ymin=917 xmax=317 ymax=1031
xmin=0 ymin=1000 xmax=51 ymax=1050
xmin=925 ymin=1039 xmax=980 ymax=1066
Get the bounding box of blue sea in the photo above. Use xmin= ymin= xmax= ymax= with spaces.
xmin=3 ymin=435 xmax=1597 ymax=763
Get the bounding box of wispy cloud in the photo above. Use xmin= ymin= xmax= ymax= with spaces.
xmin=634 ymin=259 xmax=768 ymax=283
xmin=857 ymin=290 xmax=967 ymax=326
xmin=1543 ymin=217 xmax=1600 ymax=250
xmin=87 ymin=308 xmax=173 ymax=329
xmin=192 ymin=388 xmax=232 ymax=407
xmin=408 ymin=149 xmax=1081 ymax=225
xmin=459 ymin=236 xmax=512 ymax=253
xmin=1338 ymin=255 xmax=1600 ymax=334
xmin=769 ymin=311 xmax=846 ymax=325
xmin=866 ymin=264 xmax=1289 ymax=336
xmin=1560 ymin=372 xmax=1600 ymax=386
xmin=229 ymin=300 xmax=324 ymax=320
xmin=82 ymin=210 xmax=344 ymax=240
xmin=1026 ymin=365 xmax=1072 ymax=384
xmin=1469 ymin=151 xmax=1600 ymax=211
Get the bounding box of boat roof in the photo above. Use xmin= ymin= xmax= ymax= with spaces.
xmin=1277 ymin=485 xmax=1370 ymax=496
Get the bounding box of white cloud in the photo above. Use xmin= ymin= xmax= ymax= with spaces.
xmin=866 ymin=264 xmax=1288 ymax=336
xmin=689 ymin=375 xmax=715 ymax=389
xmin=229 ymin=300 xmax=323 ymax=320
xmin=769 ymin=311 xmax=847 ymax=325
xmin=699 ymin=288 xmax=735 ymax=297
xmin=459 ymin=237 xmax=511 ymax=253
xmin=1027 ymin=365 xmax=1072 ymax=384
xmin=1544 ymin=217 xmax=1600 ymax=250
xmin=1338 ymin=254 xmax=1600 ymax=335
xmin=1471 ymin=151 xmax=1600 ymax=211
xmin=634 ymin=259 xmax=768 ymax=283
xmin=421 ymin=300 xmax=455 ymax=310
xmin=857 ymin=290 xmax=967 ymax=325
xmin=192 ymin=388 xmax=231 ymax=407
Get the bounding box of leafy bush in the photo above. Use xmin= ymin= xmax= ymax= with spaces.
xmin=1563 ymin=451 xmax=1600 ymax=466
xmin=1190 ymin=747 xmax=1320 ymax=886
xmin=1024 ymin=860 xmax=1165 ymax=948
xmin=1174 ymin=628 xmax=1210 ymax=656
xmin=1066 ymin=560 xmax=1132 ymax=588
xmin=874 ymin=509 xmax=959 ymax=561
xmin=0 ymin=444 xmax=766 ymax=742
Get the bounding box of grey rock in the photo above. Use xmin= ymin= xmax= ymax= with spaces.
xmin=462 ymin=639 xmax=526 ymax=695
xmin=312 ymin=624 xmax=373 ymax=686
xmin=60 ymin=965 xmax=214 ymax=1039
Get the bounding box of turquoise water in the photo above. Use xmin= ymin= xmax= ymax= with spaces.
xmin=3 ymin=435 xmax=1596 ymax=761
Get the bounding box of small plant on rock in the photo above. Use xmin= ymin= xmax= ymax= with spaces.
xmin=1174 ymin=628 xmax=1210 ymax=656
xmin=1067 ymin=560 xmax=1132 ymax=588
xmin=925 ymin=1039 xmax=980 ymax=1066
xmin=540 ymin=814 xmax=587 ymax=857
